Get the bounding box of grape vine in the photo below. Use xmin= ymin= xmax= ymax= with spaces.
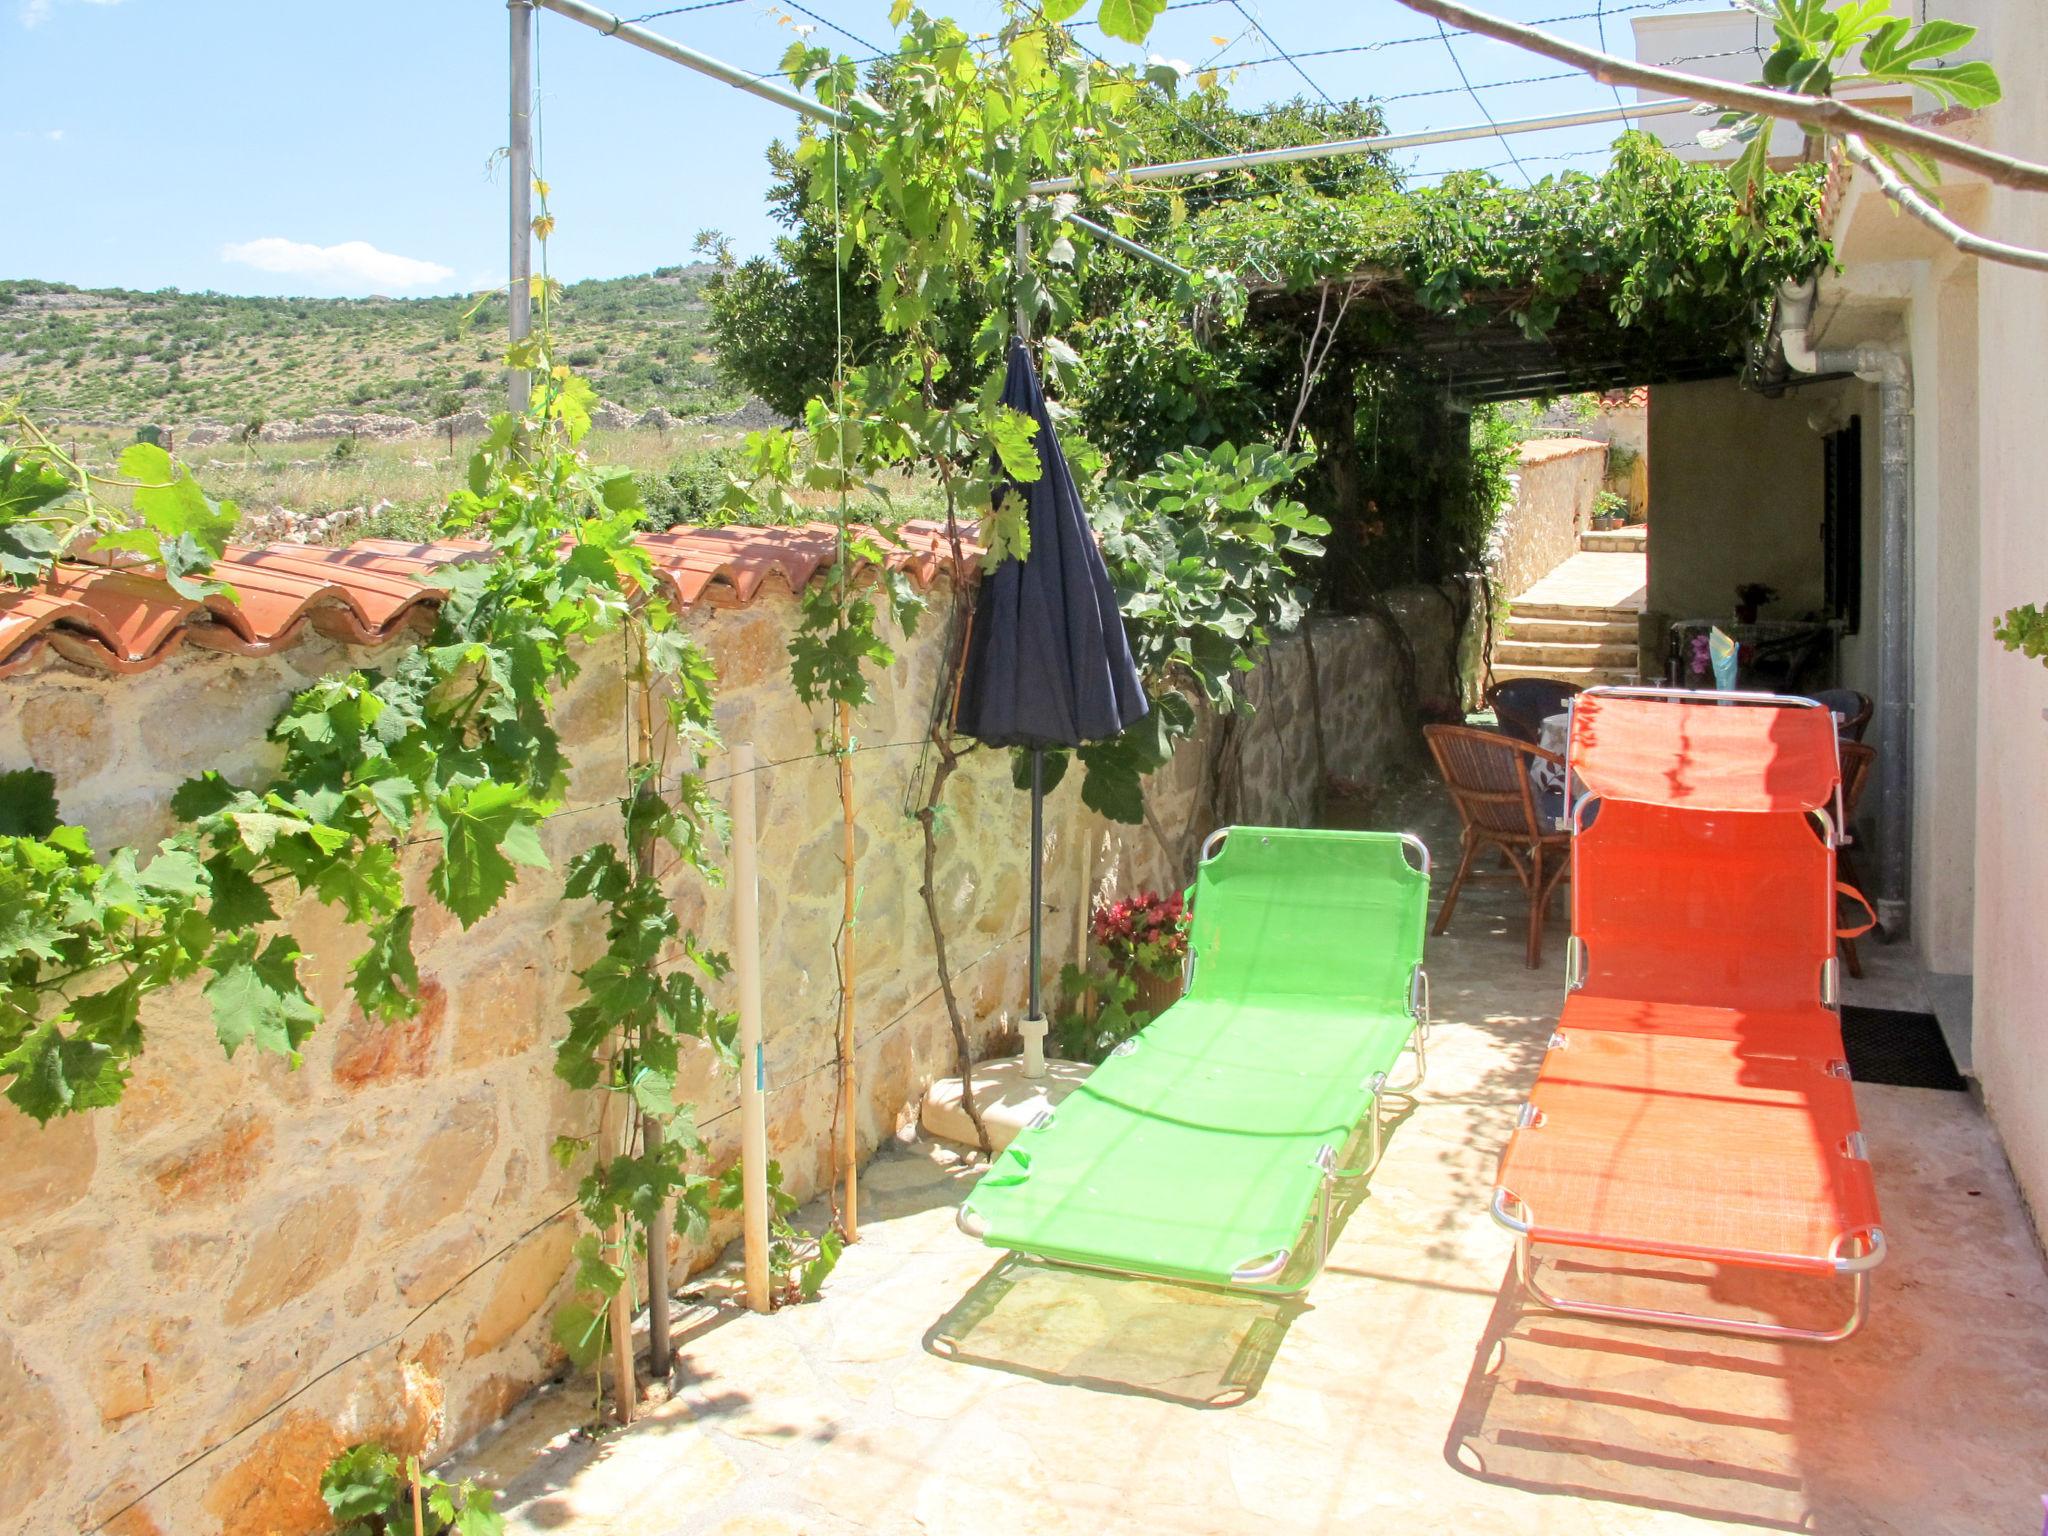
xmin=2 ymin=196 xmax=735 ymax=1424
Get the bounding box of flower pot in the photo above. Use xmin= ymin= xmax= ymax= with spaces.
xmin=1121 ymin=964 xmax=1183 ymax=1019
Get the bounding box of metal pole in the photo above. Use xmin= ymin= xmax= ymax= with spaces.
xmin=1014 ymin=220 xmax=1032 ymax=345
xmin=731 ymin=742 xmax=772 ymax=1313
xmin=533 ymin=0 xmax=1190 ymax=279
xmin=1028 ymin=747 xmax=1044 ymax=1022
xmin=1028 ymin=98 xmax=1697 ymax=194
xmin=539 ymin=0 xmax=846 ymax=126
xmin=508 ymin=0 xmax=534 ymax=414
xmin=643 ymin=1118 xmax=672 ymax=1369
xmin=1874 ymin=371 xmax=1913 ymax=935
xmin=836 ymin=700 xmax=860 ymax=1243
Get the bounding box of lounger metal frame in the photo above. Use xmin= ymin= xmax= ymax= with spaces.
xmin=1492 ymin=1191 xmax=1888 ymax=1343
xmin=958 ymin=828 xmax=1433 ymax=1297
xmin=1498 ymin=686 xmax=1886 ymax=1341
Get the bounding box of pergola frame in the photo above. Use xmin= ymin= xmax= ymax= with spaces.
xmin=497 ymin=0 xmax=1734 ymax=1403
xmin=510 ymin=0 xmax=1708 ymax=406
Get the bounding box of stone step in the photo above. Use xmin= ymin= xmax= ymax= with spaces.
xmin=1495 ymin=638 xmax=1641 ymax=669
xmin=1492 ymin=661 xmax=1642 ymax=687
xmin=1503 ymin=613 xmax=1640 ymax=645
xmin=1580 ymin=526 xmax=1647 ymax=553
xmin=1508 ymin=600 xmax=1643 ymax=626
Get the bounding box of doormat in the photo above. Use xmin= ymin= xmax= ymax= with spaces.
xmin=1841 ymin=1006 xmax=1967 ymax=1090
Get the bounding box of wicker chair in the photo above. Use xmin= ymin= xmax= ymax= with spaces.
xmin=1485 ymin=677 xmax=1581 ymax=745
xmin=1424 ymin=724 xmax=1572 ymax=968
xmin=1838 ymin=740 xmax=1878 ymax=977
xmin=1806 ymin=687 xmax=1874 ymax=742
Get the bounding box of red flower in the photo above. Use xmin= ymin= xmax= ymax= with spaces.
xmin=1091 ymin=888 xmax=1190 ymax=975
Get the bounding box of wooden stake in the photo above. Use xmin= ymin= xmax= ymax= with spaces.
xmin=409 ymin=1457 xmax=425 ymax=1536
xmin=837 ymin=699 xmax=859 ymax=1243
xmin=608 ymin=1201 xmax=635 ymax=1424
xmin=632 ymin=657 xmax=672 ymax=1380
xmin=732 ymin=742 xmax=772 ymax=1312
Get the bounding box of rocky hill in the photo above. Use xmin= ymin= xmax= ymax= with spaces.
xmin=0 ymin=266 xmax=746 ymax=430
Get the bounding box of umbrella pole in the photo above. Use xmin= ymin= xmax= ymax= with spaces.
xmin=1022 ymin=747 xmax=1049 ymax=1078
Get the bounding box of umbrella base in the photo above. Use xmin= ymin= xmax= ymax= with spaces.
xmin=922 ymin=1053 xmax=1094 ymax=1155
xmin=1019 ymin=1013 xmax=1050 ymax=1079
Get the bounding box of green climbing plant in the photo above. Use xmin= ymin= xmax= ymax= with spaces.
xmin=0 ymin=411 xmax=239 ymax=594
xmin=1189 ymin=132 xmax=1832 ymax=346
xmin=1043 ymin=440 xmax=1327 ymax=827
xmin=705 ymin=3 xmax=1190 ymax=1169
xmin=1993 ymin=604 xmax=2048 ymax=670
xmin=319 ymin=1442 xmax=502 ymax=1536
xmin=1 ymin=192 xmax=733 ymax=1427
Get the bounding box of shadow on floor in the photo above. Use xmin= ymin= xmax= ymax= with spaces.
xmin=925 ymin=1254 xmax=1306 ymax=1408
xmin=1444 ymin=1257 xmax=1830 ymax=1532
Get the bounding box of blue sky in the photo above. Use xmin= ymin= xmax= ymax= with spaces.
xmin=2 ymin=0 xmax=1739 ymax=297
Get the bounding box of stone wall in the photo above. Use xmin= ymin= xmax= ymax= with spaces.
xmin=1486 ymin=437 xmax=1607 ymax=604
xmin=0 ymin=578 xmax=1455 ymax=1536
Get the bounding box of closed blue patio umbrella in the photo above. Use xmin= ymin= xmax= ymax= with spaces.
xmin=953 ymin=338 xmax=1148 ymax=1073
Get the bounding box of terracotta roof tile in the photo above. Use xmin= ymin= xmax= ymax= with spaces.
xmin=0 ymin=520 xmax=982 ymax=680
xmin=23 ymin=565 xmax=204 ymax=675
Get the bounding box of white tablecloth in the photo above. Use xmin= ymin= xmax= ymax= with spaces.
xmin=1534 ymin=711 xmax=1573 ymax=828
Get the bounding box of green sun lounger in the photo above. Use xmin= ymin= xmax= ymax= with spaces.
xmin=958 ymin=826 xmax=1431 ymax=1293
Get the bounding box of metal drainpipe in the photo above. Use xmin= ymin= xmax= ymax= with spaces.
xmin=1778 ymin=277 xmax=1914 ymax=935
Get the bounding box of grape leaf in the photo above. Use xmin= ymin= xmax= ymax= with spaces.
xmin=427 ymin=780 xmax=552 ymax=926
xmin=350 ymin=906 xmax=421 ymax=1022
xmin=0 ymin=518 xmax=64 ymax=587
xmin=0 ymin=1020 xmax=116 ymax=1123
xmin=0 ymin=768 xmax=59 ymax=838
xmin=202 ymin=855 xmax=277 ymax=928
xmin=1095 ymin=0 xmax=1165 ymax=45
xmin=205 ymin=933 xmax=320 ymax=1061
xmin=551 ymin=1299 xmax=607 ymax=1368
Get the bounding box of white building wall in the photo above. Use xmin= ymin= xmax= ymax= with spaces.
xmin=1969 ymin=0 xmax=2048 ymax=1234
xmin=1908 ymin=257 xmax=1981 ymax=984
xmin=1635 ymin=8 xmax=2038 ymax=1231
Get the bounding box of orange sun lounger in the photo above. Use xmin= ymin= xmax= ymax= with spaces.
xmin=1491 ymin=687 xmax=1885 ymax=1341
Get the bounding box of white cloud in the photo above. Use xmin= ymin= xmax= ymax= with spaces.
xmin=19 ymin=0 xmax=126 ymax=29
xmin=219 ymin=237 xmax=456 ymax=292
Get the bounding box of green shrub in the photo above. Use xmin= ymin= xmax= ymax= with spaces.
xmin=344 ymin=499 xmax=447 ymax=545
xmin=636 ymin=445 xmax=748 ymax=531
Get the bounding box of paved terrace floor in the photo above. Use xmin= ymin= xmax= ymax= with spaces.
xmin=458 ymin=784 xmax=2048 ymax=1536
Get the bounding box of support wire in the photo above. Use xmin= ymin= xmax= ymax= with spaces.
xmin=1433 ymin=18 xmax=1535 ymax=188
xmin=1227 ymin=0 xmax=1337 ymax=110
